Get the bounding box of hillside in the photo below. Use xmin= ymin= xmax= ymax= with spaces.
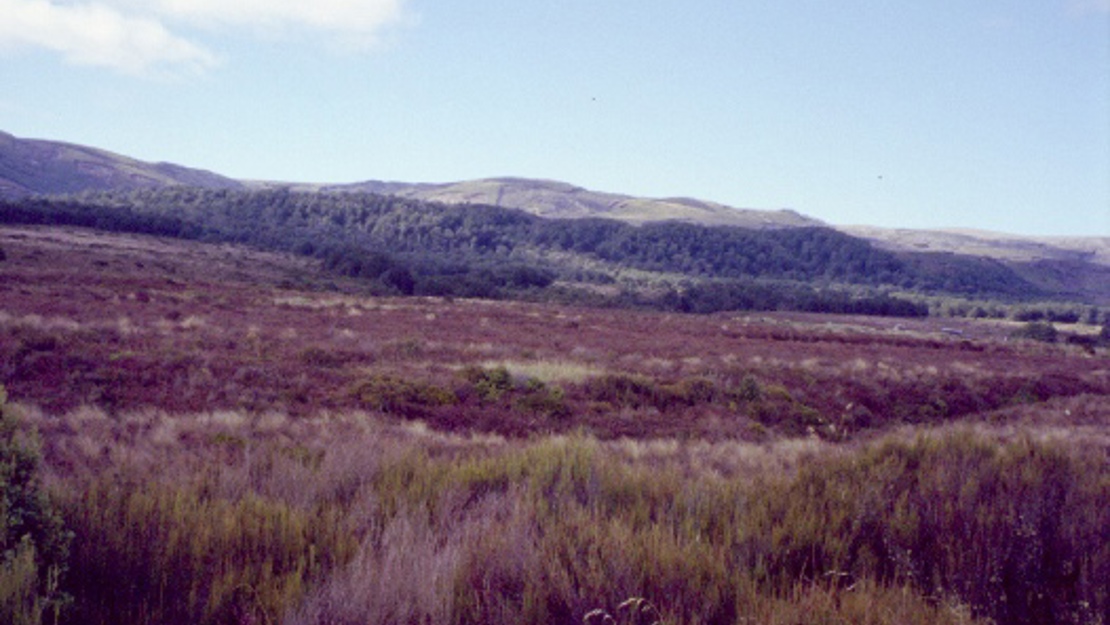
xmin=842 ymin=225 xmax=1110 ymax=265
xmin=844 ymin=225 xmax=1110 ymax=304
xmin=5 ymin=186 xmax=1069 ymax=315
xmin=3 ymin=129 xmax=1107 ymax=305
xmin=318 ymin=177 xmax=824 ymax=229
xmin=3 ymin=135 xmax=1109 ymax=625
xmin=0 ymin=130 xmax=242 ymax=197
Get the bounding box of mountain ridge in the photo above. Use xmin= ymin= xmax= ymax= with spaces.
xmin=0 ymin=130 xmax=243 ymax=197
xmin=3 ymin=130 xmax=1107 ymax=290
xmin=310 ymin=176 xmax=824 ymax=229
xmin=0 ymin=131 xmax=823 ymax=230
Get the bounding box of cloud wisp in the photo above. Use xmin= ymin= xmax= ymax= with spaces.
xmin=153 ymin=0 xmax=405 ymax=35
xmin=0 ymin=0 xmax=406 ymax=75
xmin=0 ymin=0 xmax=216 ymax=75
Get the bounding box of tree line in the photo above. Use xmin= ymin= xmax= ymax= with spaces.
xmin=0 ymin=187 xmax=1047 ymax=315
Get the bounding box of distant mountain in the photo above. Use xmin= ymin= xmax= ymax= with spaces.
xmin=841 ymin=226 xmax=1110 ymax=265
xmin=0 ymin=131 xmax=242 ymax=197
xmin=315 ymin=177 xmax=824 ymax=229
xmin=843 ymin=226 xmax=1110 ymax=304
xmin=3 ymin=129 xmax=1107 ymax=305
xmin=0 ymin=129 xmax=819 ymax=229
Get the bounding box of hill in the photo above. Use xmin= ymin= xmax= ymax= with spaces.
xmin=317 ymin=177 xmax=824 ymax=229
xmin=339 ymin=179 xmax=1110 ymax=303
xmin=0 ymin=130 xmax=242 ymax=197
xmin=2 ymin=131 xmax=819 ymax=229
xmin=842 ymin=225 xmax=1110 ymax=266
xmin=3 ymin=129 xmax=1107 ymax=305
xmin=844 ymin=225 xmax=1110 ymax=305
xmin=8 ymin=185 xmax=1072 ymax=313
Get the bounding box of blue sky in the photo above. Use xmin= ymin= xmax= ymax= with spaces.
xmin=2 ymin=0 xmax=1108 ymax=236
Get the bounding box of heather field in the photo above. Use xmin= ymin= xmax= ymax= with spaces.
xmin=1 ymin=225 xmax=1108 ymax=625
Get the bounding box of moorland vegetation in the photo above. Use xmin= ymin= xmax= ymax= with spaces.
xmin=0 ymin=216 xmax=1107 ymax=624
xmin=7 ymin=397 xmax=1107 ymax=625
xmin=6 ymin=187 xmax=1098 ymax=320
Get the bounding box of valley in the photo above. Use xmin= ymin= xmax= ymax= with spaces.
xmin=4 ymin=225 xmax=1106 ymax=438
xmin=1 ymin=225 xmax=1107 ymax=624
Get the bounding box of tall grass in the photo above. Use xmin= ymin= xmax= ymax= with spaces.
xmin=61 ymin=476 xmax=358 ymax=625
xmin=742 ymin=434 xmax=1109 ymax=624
xmin=16 ymin=403 xmax=1109 ymax=625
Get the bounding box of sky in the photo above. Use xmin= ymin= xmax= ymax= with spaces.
xmin=1 ymin=1 xmax=1108 ymax=236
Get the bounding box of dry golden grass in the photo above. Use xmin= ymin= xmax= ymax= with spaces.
xmin=473 ymin=359 xmax=605 ymax=384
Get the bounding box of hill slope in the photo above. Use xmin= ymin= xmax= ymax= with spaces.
xmin=842 ymin=226 xmax=1110 ymax=265
xmin=319 ymin=177 xmax=823 ymax=229
xmin=0 ymin=131 xmax=242 ymax=197
xmin=0 ymin=186 xmax=1051 ymax=314
xmin=3 ymin=129 xmax=1107 ymax=304
xmin=844 ymin=225 xmax=1110 ymax=304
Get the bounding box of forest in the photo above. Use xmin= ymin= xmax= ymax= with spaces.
xmin=0 ymin=187 xmax=1055 ymax=317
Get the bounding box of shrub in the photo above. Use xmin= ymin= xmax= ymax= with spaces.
xmin=349 ymin=374 xmax=456 ymax=416
xmin=1012 ymin=321 xmax=1058 ymax=343
xmin=512 ymin=381 xmax=570 ymax=420
xmin=727 ymin=375 xmax=762 ymax=404
xmin=461 ymin=366 xmax=514 ymax=403
xmin=0 ymin=539 xmax=45 ymax=625
xmin=581 ymin=374 xmax=667 ymax=410
xmin=661 ymin=377 xmax=718 ymax=406
xmin=0 ymin=386 xmax=71 ymax=625
xmin=17 ymin=395 xmax=1105 ymax=625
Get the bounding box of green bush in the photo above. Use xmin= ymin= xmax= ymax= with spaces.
xmin=512 ymin=381 xmax=570 ymax=420
xmin=349 ymin=374 xmax=456 ymax=415
xmin=581 ymin=373 xmax=668 ymax=410
xmin=461 ymin=366 xmax=514 ymax=403
xmin=661 ymin=377 xmax=718 ymax=406
xmin=30 ymin=413 xmax=1105 ymax=625
xmin=0 ymin=386 xmax=71 ymax=625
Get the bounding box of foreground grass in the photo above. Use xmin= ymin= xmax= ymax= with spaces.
xmin=12 ymin=403 xmax=1106 ymax=625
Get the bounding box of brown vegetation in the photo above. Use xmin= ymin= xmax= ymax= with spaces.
xmin=2 ymin=225 xmax=1108 ymax=624
xmin=3 ymin=226 xmax=1107 ymax=442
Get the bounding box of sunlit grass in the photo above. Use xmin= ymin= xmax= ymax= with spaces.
xmin=474 ymin=359 xmax=605 ymax=384
xmin=13 ymin=401 xmax=1106 ymax=625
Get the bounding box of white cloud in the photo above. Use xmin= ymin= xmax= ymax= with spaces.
xmin=0 ymin=0 xmax=217 ymax=74
xmin=0 ymin=0 xmax=406 ymax=75
xmin=153 ymin=0 xmax=405 ymax=39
